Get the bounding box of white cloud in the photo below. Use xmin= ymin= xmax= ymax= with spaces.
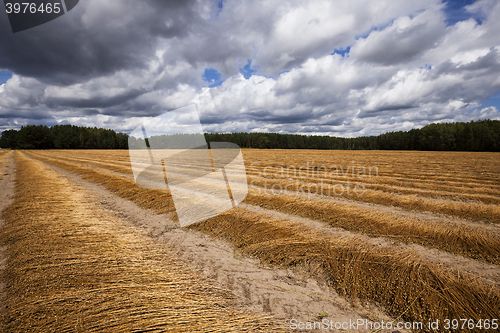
xmin=0 ymin=0 xmax=499 ymax=137
xmin=350 ymin=9 xmax=446 ymax=65
xmin=229 ymin=0 xmax=442 ymax=74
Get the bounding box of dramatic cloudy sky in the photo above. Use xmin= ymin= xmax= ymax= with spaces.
xmin=0 ymin=0 xmax=499 ymax=137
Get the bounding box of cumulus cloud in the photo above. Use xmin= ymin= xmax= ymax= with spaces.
xmin=0 ymin=0 xmax=499 ymax=136
xmin=350 ymin=9 xmax=447 ymax=65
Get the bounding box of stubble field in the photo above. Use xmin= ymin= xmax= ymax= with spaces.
xmin=0 ymin=148 xmax=499 ymax=332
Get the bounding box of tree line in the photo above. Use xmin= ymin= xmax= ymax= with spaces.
xmin=0 ymin=119 xmax=499 ymax=151
xmin=204 ymin=119 xmax=500 ymax=151
xmin=0 ymin=125 xmax=128 ymax=149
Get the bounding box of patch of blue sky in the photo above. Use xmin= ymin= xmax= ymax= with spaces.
xmin=202 ymin=68 xmax=224 ymax=87
xmin=442 ymin=0 xmax=482 ymax=26
xmin=239 ymin=60 xmax=257 ymax=79
xmin=0 ymin=70 xmax=12 ymax=84
xmin=482 ymin=92 xmax=500 ymax=110
xmin=331 ymin=46 xmax=351 ymax=57
xmin=215 ymin=0 xmax=223 ymax=17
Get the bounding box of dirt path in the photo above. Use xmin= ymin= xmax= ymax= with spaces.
xmin=25 ymin=152 xmax=412 ymax=332
xmin=0 ymin=151 xmax=15 ymax=331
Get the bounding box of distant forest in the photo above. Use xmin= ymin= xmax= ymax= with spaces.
xmin=0 ymin=119 xmax=499 ymax=151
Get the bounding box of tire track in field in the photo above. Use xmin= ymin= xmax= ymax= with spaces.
xmin=0 ymin=152 xmax=282 ymax=332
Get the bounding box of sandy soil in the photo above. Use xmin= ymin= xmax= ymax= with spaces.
xmin=24 ymin=152 xmax=413 ymax=333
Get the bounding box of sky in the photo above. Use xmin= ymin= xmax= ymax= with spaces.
xmin=0 ymin=0 xmax=499 ymax=137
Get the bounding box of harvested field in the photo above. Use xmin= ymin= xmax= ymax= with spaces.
xmin=0 ymin=152 xmax=280 ymax=332
xmin=28 ymin=150 xmax=500 ymax=264
xmin=30 ymin=149 xmax=500 ymax=222
xmin=12 ymin=150 xmax=500 ymax=330
xmin=9 ymin=148 xmax=498 ymax=332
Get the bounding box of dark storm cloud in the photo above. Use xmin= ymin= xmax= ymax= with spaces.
xmin=45 ymin=88 xmax=146 ymax=109
xmin=320 ymin=118 xmax=347 ymax=126
xmin=430 ymin=49 xmax=500 ymax=77
xmin=248 ymin=111 xmax=314 ymax=124
xmin=0 ymin=108 xmax=52 ymax=119
xmin=0 ymin=0 xmax=200 ymax=84
xmin=357 ymin=105 xmax=417 ymax=118
xmin=199 ymin=115 xmax=227 ymax=124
